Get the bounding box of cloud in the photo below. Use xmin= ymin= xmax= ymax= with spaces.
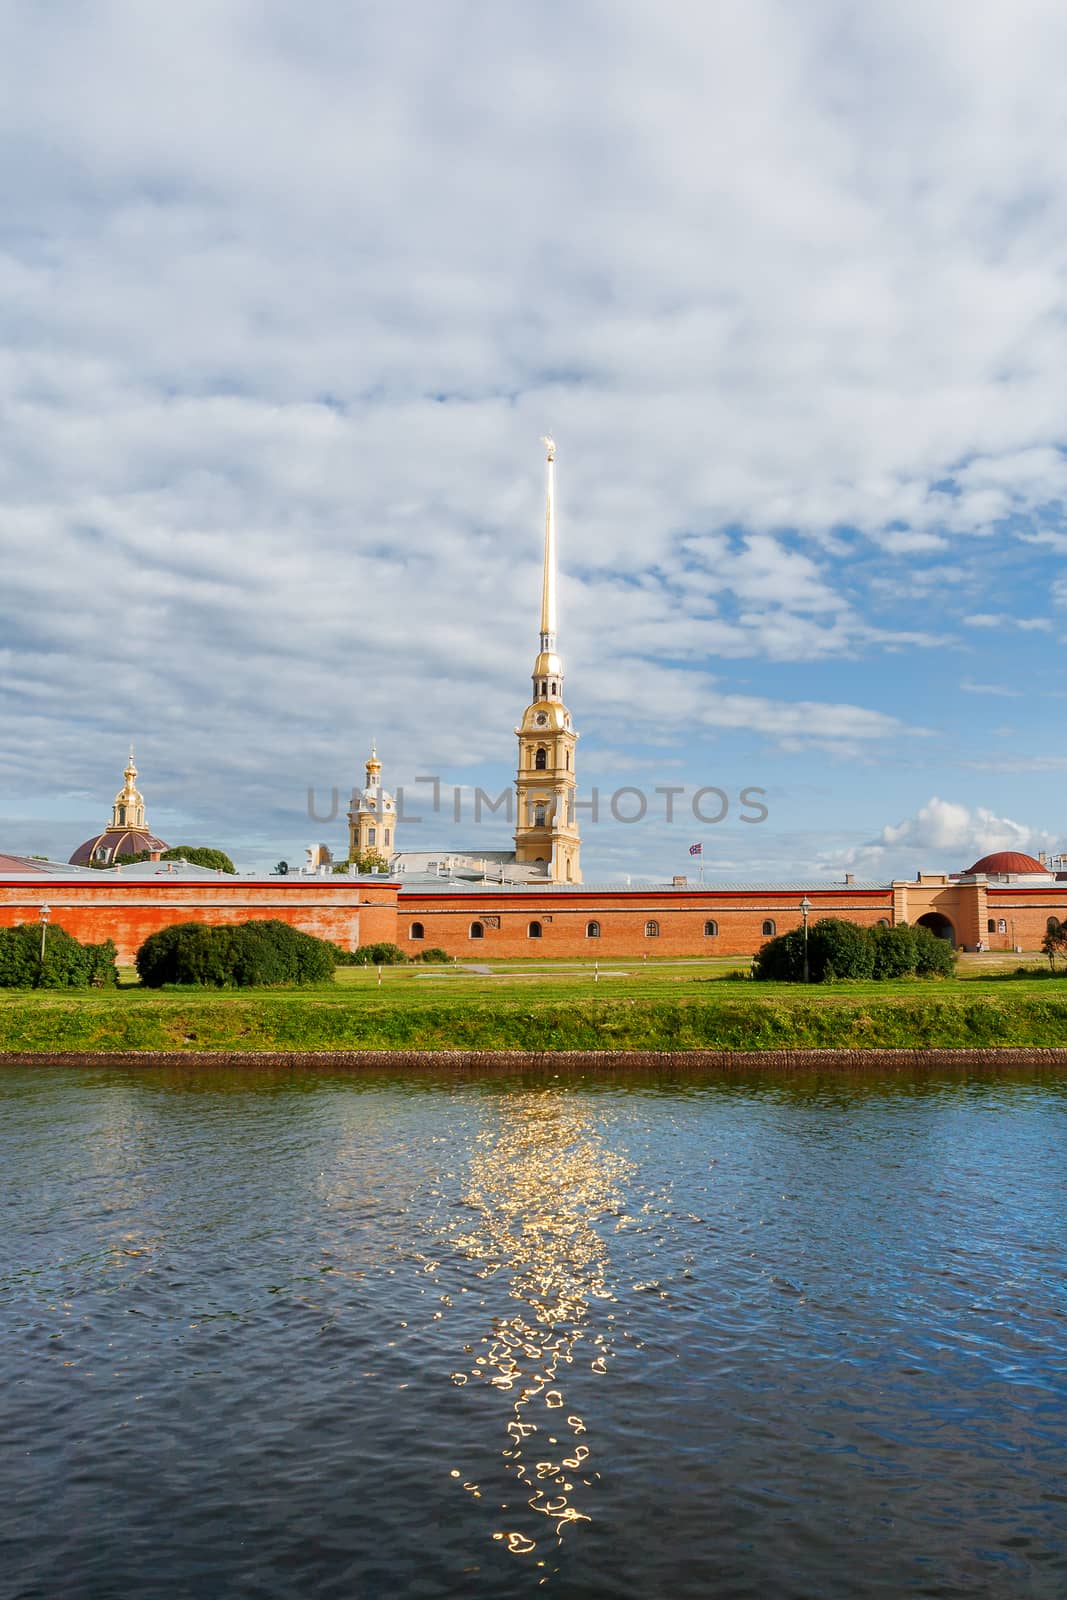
xmin=2 ymin=1 xmax=1067 ymax=871
xmin=834 ymin=795 xmax=1059 ymax=876
xmin=962 ymin=612 xmax=1052 ymax=630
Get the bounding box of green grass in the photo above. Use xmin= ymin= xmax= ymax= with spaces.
xmin=2 ymin=957 xmax=1067 ymax=1052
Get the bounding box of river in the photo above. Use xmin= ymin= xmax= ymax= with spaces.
xmin=2 ymin=1062 xmax=1065 ymax=1598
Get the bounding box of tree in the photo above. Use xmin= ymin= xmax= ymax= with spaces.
xmin=753 ymin=917 xmax=956 ymax=983
xmin=136 ymin=920 xmax=336 ymax=987
xmin=1041 ymin=917 xmax=1067 ymax=970
xmin=333 ymin=849 xmax=390 ymax=875
xmin=160 ymin=846 xmax=236 ymax=874
xmin=0 ymin=923 xmax=117 ymax=988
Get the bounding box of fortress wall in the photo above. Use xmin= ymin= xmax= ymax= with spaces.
xmin=0 ymin=881 xmax=399 ymax=963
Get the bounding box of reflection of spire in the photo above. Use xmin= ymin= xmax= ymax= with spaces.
xmin=539 ymin=435 xmax=557 ymax=651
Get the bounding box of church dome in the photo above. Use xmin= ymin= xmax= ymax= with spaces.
xmin=69 ymin=749 xmax=168 ymax=866
xmin=966 ymin=850 xmax=1047 ymax=876
xmin=70 ymin=827 xmax=169 ymax=868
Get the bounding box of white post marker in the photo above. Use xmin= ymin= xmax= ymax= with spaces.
xmin=594 ymin=960 xmax=599 ymax=983
xmin=377 ymin=966 xmax=382 ymax=987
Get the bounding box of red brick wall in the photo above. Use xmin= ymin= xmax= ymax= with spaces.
xmin=0 ymin=881 xmax=399 ymax=963
xmin=397 ymin=890 xmax=895 ymax=959
xmin=985 ymin=890 xmax=1067 ymax=952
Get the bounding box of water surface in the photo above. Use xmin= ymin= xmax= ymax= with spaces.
xmin=2 ymin=1064 xmax=1066 ymax=1598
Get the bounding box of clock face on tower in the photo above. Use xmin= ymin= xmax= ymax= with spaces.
xmin=534 ymin=712 xmax=548 ymax=726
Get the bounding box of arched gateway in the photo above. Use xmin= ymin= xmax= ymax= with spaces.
xmin=917 ymin=912 xmax=955 ymax=943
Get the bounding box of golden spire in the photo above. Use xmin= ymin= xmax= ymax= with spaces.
xmin=540 ymin=435 xmax=557 ymax=648
xmin=365 ymin=739 xmax=381 ymax=783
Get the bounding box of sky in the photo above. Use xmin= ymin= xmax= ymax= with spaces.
xmin=1 ymin=0 xmax=1065 ymax=880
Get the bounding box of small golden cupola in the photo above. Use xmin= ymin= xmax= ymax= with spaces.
xmin=513 ymin=437 xmax=581 ymax=883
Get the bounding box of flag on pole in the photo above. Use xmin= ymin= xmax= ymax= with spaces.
xmin=689 ymin=842 xmax=702 ymax=856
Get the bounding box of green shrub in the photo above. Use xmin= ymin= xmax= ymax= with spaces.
xmin=417 ymin=947 xmax=451 ymax=963
xmin=0 ymin=923 xmax=117 ymax=988
xmin=346 ymin=942 xmax=409 ymax=966
xmin=754 ymin=917 xmax=956 ymax=983
xmin=911 ymin=924 xmax=956 ymax=976
xmin=136 ymin=920 xmax=336 ymax=987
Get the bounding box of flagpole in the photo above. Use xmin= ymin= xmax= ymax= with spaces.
xmin=699 ymin=843 xmax=704 ymax=887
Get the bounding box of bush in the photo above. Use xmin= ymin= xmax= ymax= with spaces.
xmin=346 ymin=942 xmax=409 ymax=966
xmin=136 ymin=920 xmax=336 ymax=987
xmin=753 ymin=917 xmax=956 ymax=983
xmin=0 ymin=923 xmax=118 ymax=988
xmin=417 ymin=947 xmax=451 ymax=963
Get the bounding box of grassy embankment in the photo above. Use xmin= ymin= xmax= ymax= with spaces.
xmin=2 ymin=954 xmax=1066 ymax=1053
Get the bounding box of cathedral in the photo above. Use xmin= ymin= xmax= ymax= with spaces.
xmin=383 ymin=436 xmax=582 ymax=885
xmin=3 ymin=440 xmax=1066 ymax=963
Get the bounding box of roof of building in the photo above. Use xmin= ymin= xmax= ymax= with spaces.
xmin=69 ymin=828 xmax=170 ymax=867
xmin=394 ymin=877 xmax=889 ymax=895
xmin=0 ymin=852 xmax=99 ymax=877
xmin=965 ymin=851 xmax=1048 ymax=876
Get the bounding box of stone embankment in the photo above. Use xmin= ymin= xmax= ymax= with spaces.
xmin=3 ymin=1047 xmax=1067 ymax=1070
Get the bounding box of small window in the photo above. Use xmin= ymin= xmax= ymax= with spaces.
xmin=470 ymin=921 xmax=484 ymax=939
xmin=877 ymin=918 xmax=890 ymax=928
xmin=645 ymin=920 xmax=659 ymax=938
xmin=535 ymin=747 xmax=547 ymax=770
xmin=368 ymin=827 xmax=376 ymax=845
xmin=565 ymin=751 xmax=570 ymax=769
xmin=1048 ymin=917 xmax=1059 ymax=932
xmin=409 ymin=922 xmax=424 ymax=940
xmin=534 ymin=803 xmax=547 ymax=826
xmin=528 ymin=921 xmax=542 ymax=939
xmin=987 ymin=919 xmax=996 ymax=934
xmin=762 ymin=919 xmax=776 ymax=937
xmin=998 ymin=919 xmax=1006 ymax=934
xmin=384 ymin=829 xmax=390 ymax=846
xmin=587 ymin=921 xmax=600 ymax=938
xmin=704 ymin=920 xmax=718 ymax=937
xmin=551 ymin=681 xmax=557 ymax=695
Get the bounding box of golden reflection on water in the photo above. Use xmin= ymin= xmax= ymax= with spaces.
xmin=440 ymin=1092 xmax=634 ymax=1565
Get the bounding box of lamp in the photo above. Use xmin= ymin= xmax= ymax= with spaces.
xmin=800 ymin=895 xmax=812 ymax=984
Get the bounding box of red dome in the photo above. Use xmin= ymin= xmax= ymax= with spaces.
xmin=966 ymin=850 xmax=1047 ymax=876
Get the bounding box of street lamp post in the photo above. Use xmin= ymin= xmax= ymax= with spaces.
xmin=800 ymin=896 xmax=812 ymax=984
xmin=39 ymin=903 xmax=51 ymax=963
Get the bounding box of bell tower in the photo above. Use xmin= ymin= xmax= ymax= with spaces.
xmin=514 ymin=437 xmax=581 ymax=883
xmin=347 ymin=741 xmax=397 ymax=864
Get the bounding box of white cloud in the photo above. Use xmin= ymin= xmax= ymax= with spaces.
xmin=962 ymin=612 xmax=1052 ymax=630
xmin=2 ymin=1 xmax=1067 ymax=869
xmin=835 ymin=795 xmax=1059 ymax=876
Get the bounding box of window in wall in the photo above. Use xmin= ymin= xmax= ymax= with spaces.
xmin=586 ymin=921 xmax=600 ymax=938
xmin=704 ymin=920 xmax=718 ymax=937
xmin=1049 ymin=917 xmax=1060 ymax=932
xmin=877 ymin=918 xmax=890 ymax=928
xmin=469 ymin=922 xmax=484 ymax=940
xmin=384 ymin=830 xmax=390 ymax=846
xmin=528 ymin=921 xmax=542 ymax=939
xmin=762 ymin=919 xmax=776 ymax=937
xmin=645 ymin=920 xmax=659 ymax=938
xmin=998 ymin=919 xmax=1007 ymax=934
xmin=535 ymin=748 xmax=547 ymax=770
xmin=409 ymin=922 xmax=424 ymax=940
xmin=534 ymin=803 xmax=547 ymax=826
xmin=368 ymin=827 xmax=376 ymax=845
xmin=987 ymin=919 xmax=996 ymax=934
